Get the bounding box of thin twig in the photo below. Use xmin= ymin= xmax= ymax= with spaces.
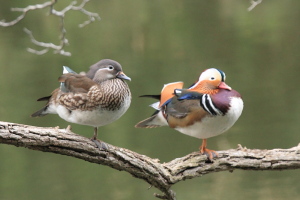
xmin=0 ymin=0 xmax=101 ymax=56
xmin=0 ymin=1 xmax=54 ymax=26
xmin=27 ymin=48 xmax=49 ymax=55
xmin=248 ymin=0 xmax=263 ymax=11
xmin=73 ymin=0 xmax=101 ymax=28
xmin=23 ymin=28 xmax=71 ymax=56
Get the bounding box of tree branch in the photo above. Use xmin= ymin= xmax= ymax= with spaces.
xmin=248 ymin=0 xmax=263 ymax=11
xmin=0 ymin=0 xmax=100 ymax=56
xmin=0 ymin=1 xmax=54 ymax=27
xmin=1 ymin=120 xmax=299 ymax=200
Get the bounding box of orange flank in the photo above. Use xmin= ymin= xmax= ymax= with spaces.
xmin=159 ymin=82 xmax=184 ymax=107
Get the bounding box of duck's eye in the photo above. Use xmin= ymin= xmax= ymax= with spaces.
xmin=209 ymin=77 xmax=215 ymax=80
xmin=108 ymin=65 xmax=114 ymax=70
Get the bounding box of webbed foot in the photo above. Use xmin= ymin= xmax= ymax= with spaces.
xmin=91 ymin=138 xmax=109 ymax=150
xmin=199 ymin=139 xmax=218 ymax=161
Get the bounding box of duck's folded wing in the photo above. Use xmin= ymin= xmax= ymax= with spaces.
xmin=58 ymin=73 xmax=96 ymax=93
xmin=172 ymin=89 xmax=223 ymax=116
xmin=159 ymin=81 xmax=184 ymax=107
xmin=165 ymin=91 xmax=204 ymax=119
xmin=58 ymin=74 xmax=98 ymax=110
xmin=165 ymin=90 xmax=212 ymax=128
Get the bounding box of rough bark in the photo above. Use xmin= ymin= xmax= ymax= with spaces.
xmin=1 ymin=121 xmax=299 ymax=200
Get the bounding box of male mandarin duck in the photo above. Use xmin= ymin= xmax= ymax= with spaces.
xmin=135 ymin=68 xmax=243 ymax=160
xmin=31 ymin=59 xmax=131 ymax=149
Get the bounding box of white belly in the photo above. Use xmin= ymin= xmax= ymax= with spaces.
xmin=175 ymin=97 xmax=243 ymax=139
xmin=56 ymin=95 xmax=131 ymax=127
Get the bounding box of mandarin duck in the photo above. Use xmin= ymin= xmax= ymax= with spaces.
xmin=135 ymin=68 xmax=243 ymax=160
xmin=31 ymin=59 xmax=131 ymax=149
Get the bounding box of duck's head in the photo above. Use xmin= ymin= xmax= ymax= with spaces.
xmin=190 ymin=68 xmax=231 ymax=94
xmin=92 ymin=59 xmax=131 ymax=83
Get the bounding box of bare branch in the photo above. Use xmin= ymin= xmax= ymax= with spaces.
xmin=27 ymin=48 xmax=49 ymax=55
xmin=23 ymin=28 xmax=71 ymax=56
xmin=50 ymin=0 xmax=101 ymax=28
xmin=248 ymin=0 xmax=263 ymax=11
xmin=1 ymin=120 xmax=299 ymax=200
xmin=73 ymin=0 xmax=101 ymax=28
xmin=0 ymin=1 xmax=54 ymax=26
xmin=0 ymin=0 xmax=100 ymax=56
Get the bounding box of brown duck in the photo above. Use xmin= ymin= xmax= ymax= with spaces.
xmin=32 ymin=59 xmax=131 ymax=149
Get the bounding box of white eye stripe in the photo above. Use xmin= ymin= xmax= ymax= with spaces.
xmin=96 ymin=66 xmax=114 ymax=72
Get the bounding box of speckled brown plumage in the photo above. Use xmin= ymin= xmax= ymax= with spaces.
xmin=58 ymin=78 xmax=130 ymax=111
xmin=31 ymin=59 xmax=132 ymax=150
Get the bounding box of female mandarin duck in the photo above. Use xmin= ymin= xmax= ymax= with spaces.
xmin=135 ymin=68 xmax=243 ymax=160
xmin=31 ymin=59 xmax=131 ymax=149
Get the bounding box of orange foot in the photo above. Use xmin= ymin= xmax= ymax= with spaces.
xmin=200 ymin=147 xmax=218 ymax=161
xmin=199 ymin=139 xmax=218 ymax=161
